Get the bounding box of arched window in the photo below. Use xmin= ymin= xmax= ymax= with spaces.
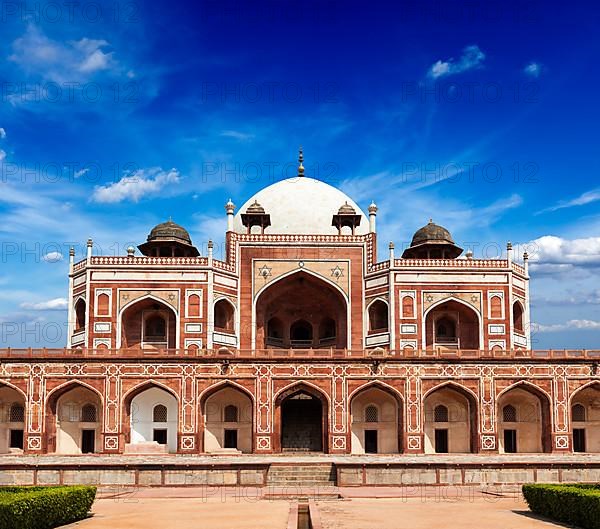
xmin=214 ymin=299 xmax=235 ymax=332
xmin=153 ymin=404 xmax=168 ymax=422
xmin=188 ymin=294 xmax=201 ymax=317
xmin=490 ymin=296 xmax=502 ymax=318
xmin=513 ymin=301 xmax=524 ymax=333
xmin=403 ymin=344 xmax=415 ymax=355
xmin=319 ymin=317 xmax=336 ymax=342
xmin=290 ymin=319 xmax=313 ymax=344
xmin=187 ymin=342 xmax=200 ymax=353
xmin=365 ymin=404 xmax=378 ymax=423
xmin=81 ymin=404 xmax=97 ymax=422
xmin=572 ymin=403 xmax=586 ymax=422
xmin=96 ymin=342 xmax=108 ymax=350
xmin=503 ymin=404 xmax=517 ymax=423
xmin=434 ymin=404 xmax=448 ymax=422
xmin=9 ymin=404 xmax=24 ymax=422
xmin=97 ymin=293 xmax=110 ymax=316
xmin=75 ymin=298 xmax=86 ymax=331
xmin=145 ymin=314 xmax=167 ymax=342
xmin=368 ymin=300 xmax=389 ymax=332
xmin=402 ymin=296 xmax=414 ymax=318
xmin=224 ymin=405 xmax=238 ymax=423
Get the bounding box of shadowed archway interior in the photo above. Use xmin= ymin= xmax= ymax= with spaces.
xmin=256 ymin=272 xmax=347 ymax=349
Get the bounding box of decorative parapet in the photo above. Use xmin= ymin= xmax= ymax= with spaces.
xmin=394 ymin=258 xmax=509 ymax=269
xmin=1 ymin=348 xmax=597 ymax=361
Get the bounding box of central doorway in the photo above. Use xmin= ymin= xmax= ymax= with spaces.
xmin=280 ymin=391 xmax=324 ymax=452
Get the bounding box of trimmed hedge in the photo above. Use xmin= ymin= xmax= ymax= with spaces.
xmin=522 ymin=483 xmax=600 ymax=529
xmin=0 ymin=485 xmax=96 ymax=529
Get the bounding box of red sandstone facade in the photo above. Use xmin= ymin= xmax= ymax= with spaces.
xmin=1 ymin=163 xmax=598 ymax=456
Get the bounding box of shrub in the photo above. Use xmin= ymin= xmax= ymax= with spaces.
xmin=522 ymin=483 xmax=600 ymax=529
xmin=0 ymin=485 xmax=96 ymax=529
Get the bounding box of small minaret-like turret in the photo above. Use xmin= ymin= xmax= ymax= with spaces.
xmin=368 ymin=201 xmax=378 ymax=233
xmin=225 ymin=198 xmax=235 ymax=232
xmin=507 ymin=241 xmax=513 ymax=265
xmin=86 ymin=238 xmax=93 ymax=261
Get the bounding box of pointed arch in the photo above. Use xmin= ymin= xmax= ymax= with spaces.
xmin=45 ymin=380 xmax=103 ymax=454
xmin=254 ymin=269 xmax=349 ymax=350
xmin=123 ymin=381 xmax=179 ymax=452
xmin=117 ymin=294 xmax=179 ymax=349
xmin=214 ymin=297 xmax=236 ymax=333
xmin=274 ymin=380 xmax=331 ymax=407
xmin=513 ymin=299 xmax=525 ymax=333
xmin=0 ymin=380 xmax=27 ymax=401
xmin=568 ymin=381 xmax=600 ymax=406
xmin=200 ymin=380 xmax=254 ymax=453
xmin=423 ymin=296 xmax=483 ymax=350
xmin=349 ymin=381 xmax=404 ymax=453
xmin=497 ymin=380 xmax=552 ymax=453
xmin=122 ymin=380 xmax=180 ymax=408
xmin=45 ymin=380 xmax=104 ymax=413
xmin=423 ymin=381 xmax=479 ymax=453
xmin=255 ymin=268 xmax=349 ymax=303
xmin=367 ymin=298 xmax=389 ymax=333
xmin=199 ymin=380 xmax=256 ymax=408
xmin=275 ymin=381 xmax=330 ymax=453
xmin=496 ymin=380 xmax=552 ymax=403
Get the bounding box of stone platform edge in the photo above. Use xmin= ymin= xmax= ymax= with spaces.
xmin=1 ymin=459 xmax=600 ymax=487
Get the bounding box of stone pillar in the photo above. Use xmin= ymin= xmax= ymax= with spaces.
xmin=26 ymin=370 xmax=44 ymax=454
xmin=404 ymin=374 xmax=424 ymax=453
xmin=254 ymin=373 xmax=273 ymax=453
xmin=102 ymin=374 xmax=121 ymax=453
xmin=179 ymin=374 xmax=197 ymax=452
xmin=552 ymin=375 xmax=571 ymax=452
xmin=329 ymin=375 xmax=347 ymax=453
xmin=479 ymin=374 xmax=499 ymax=452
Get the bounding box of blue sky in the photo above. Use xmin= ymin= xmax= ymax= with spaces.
xmin=1 ymin=0 xmax=599 ymax=348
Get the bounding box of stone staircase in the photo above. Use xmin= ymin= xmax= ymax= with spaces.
xmin=266 ymin=464 xmax=338 ymax=497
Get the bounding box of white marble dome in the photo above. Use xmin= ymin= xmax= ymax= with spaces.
xmin=232 ymin=177 xmax=368 ymax=235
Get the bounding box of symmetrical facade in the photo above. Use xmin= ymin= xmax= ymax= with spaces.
xmin=1 ymin=152 xmax=599 ymax=457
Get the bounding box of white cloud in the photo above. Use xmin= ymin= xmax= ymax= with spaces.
xmin=219 ymin=130 xmax=255 ymax=141
xmin=0 ymin=128 xmax=6 ymax=139
xmin=0 ymin=150 xmax=5 ymax=161
xmin=92 ymin=167 xmax=181 ymax=203
xmin=428 ymin=45 xmax=485 ymax=79
xmin=534 ymin=319 xmax=600 ymax=332
xmin=74 ymin=168 xmax=89 ymax=179
xmin=20 ymin=298 xmax=68 ymax=310
xmin=9 ymin=24 xmax=117 ymax=83
xmin=42 ymin=251 xmax=63 ymax=263
xmin=537 ymin=187 xmax=600 ymax=214
xmin=524 ymin=62 xmax=543 ymax=78
xmin=533 ymin=289 xmax=600 ymax=306
xmin=526 ymin=235 xmax=600 ymax=269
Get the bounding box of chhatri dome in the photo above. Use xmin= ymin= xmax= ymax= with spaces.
xmin=232 ymin=148 xmax=369 ymax=235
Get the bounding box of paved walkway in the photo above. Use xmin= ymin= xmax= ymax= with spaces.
xmin=62 ymin=488 xmax=565 ymax=529
xmin=65 ymin=496 xmax=291 ymax=529
xmin=317 ymin=497 xmax=561 ymax=529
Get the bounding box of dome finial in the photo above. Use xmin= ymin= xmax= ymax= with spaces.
xmin=298 ymin=145 xmax=304 ymax=177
